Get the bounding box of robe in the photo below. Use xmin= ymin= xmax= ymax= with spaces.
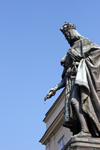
xmin=62 ymin=37 xmax=100 ymax=136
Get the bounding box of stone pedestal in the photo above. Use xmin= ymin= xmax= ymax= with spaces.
xmin=63 ymin=137 xmax=100 ymax=150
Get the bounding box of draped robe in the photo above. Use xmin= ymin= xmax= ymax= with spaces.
xmin=63 ymin=37 xmax=100 ymax=136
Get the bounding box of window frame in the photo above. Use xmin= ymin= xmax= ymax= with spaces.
xmin=58 ymin=136 xmax=65 ymax=150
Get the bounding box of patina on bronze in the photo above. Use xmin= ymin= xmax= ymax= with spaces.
xmin=45 ymin=22 xmax=100 ymax=138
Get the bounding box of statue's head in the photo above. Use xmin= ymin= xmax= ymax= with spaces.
xmin=60 ymin=22 xmax=82 ymax=46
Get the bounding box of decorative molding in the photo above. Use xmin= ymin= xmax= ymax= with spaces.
xmin=43 ymin=89 xmax=65 ymax=123
xmin=39 ymin=108 xmax=64 ymax=145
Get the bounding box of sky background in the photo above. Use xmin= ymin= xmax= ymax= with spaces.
xmin=1 ymin=0 xmax=100 ymax=150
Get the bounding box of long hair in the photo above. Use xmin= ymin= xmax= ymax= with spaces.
xmin=66 ymin=29 xmax=83 ymax=46
xmin=69 ymin=29 xmax=83 ymax=40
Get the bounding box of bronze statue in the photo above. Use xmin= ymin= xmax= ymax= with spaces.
xmin=45 ymin=22 xmax=100 ymax=138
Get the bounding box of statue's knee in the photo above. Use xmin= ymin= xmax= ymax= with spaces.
xmin=71 ymin=98 xmax=78 ymax=106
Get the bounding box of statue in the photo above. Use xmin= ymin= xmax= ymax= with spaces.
xmin=44 ymin=22 xmax=100 ymax=138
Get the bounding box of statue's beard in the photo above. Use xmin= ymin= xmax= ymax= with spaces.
xmin=68 ymin=39 xmax=76 ymax=47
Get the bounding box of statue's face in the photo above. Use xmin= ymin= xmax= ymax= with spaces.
xmin=64 ymin=29 xmax=77 ymax=45
xmin=64 ymin=31 xmax=71 ymax=43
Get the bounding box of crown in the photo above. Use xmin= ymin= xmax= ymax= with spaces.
xmin=60 ymin=21 xmax=76 ymax=34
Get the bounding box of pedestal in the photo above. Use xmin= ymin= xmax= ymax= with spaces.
xmin=63 ymin=137 xmax=100 ymax=150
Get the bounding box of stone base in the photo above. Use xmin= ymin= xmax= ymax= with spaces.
xmin=63 ymin=137 xmax=100 ymax=150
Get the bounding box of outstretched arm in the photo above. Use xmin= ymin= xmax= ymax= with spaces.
xmin=44 ymin=79 xmax=65 ymax=101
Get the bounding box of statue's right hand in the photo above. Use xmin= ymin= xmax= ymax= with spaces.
xmin=44 ymin=88 xmax=56 ymax=101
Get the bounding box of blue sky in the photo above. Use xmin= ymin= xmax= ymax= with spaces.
xmin=1 ymin=0 xmax=100 ymax=150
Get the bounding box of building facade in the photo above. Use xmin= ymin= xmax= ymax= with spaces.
xmin=40 ymin=89 xmax=72 ymax=150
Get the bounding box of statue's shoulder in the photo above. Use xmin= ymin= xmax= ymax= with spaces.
xmin=81 ymin=37 xmax=93 ymax=45
xmin=82 ymin=37 xmax=100 ymax=48
xmin=72 ymin=37 xmax=95 ymax=48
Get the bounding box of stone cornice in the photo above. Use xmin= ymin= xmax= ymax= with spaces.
xmin=43 ymin=89 xmax=65 ymax=123
xmin=39 ymin=107 xmax=64 ymax=145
